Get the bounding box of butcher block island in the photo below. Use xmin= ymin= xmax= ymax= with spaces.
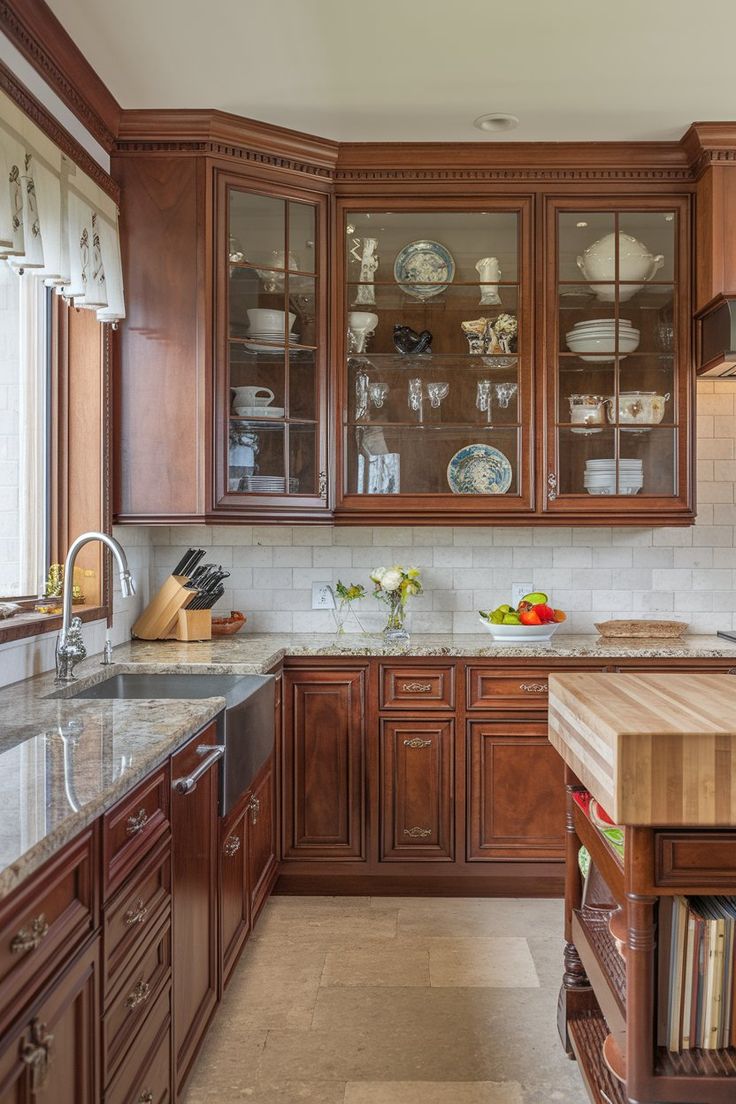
xmin=548 ymin=673 xmax=736 ymax=1104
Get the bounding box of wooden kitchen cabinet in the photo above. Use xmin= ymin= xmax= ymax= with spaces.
xmin=282 ymin=668 xmax=366 ymax=860
xmin=248 ymin=758 xmax=277 ymax=921
xmin=219 ymin=801 xmax=250 ymax=993
xmin=379 ymin=718 xmax=454 ymax=861
xmin=170 ymin=723 xmax=221 ymax=1091
xmin=467 ymin=719 xmax=566 ymax=861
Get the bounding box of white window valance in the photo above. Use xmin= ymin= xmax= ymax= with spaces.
xmin=0 ymin=89 xmax=125 ymax=322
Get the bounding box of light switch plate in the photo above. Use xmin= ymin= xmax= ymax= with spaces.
xmin=311 ymin=582 xmax=336 ymax=610
xmin=511 ymin=581 xmax=534 ymax=608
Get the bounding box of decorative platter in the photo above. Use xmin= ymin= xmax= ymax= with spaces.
xmin=447 ymin=444 xmax=513 ymax=495
xmin=393 ymin=240 xmax=456 ymax=300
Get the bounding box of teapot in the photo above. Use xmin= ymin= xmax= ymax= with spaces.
xmin=577 ymin=232 xmax=665 ymax=302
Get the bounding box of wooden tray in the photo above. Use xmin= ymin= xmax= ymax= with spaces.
xmin=594 ymin=619 xmax=688 ymax=639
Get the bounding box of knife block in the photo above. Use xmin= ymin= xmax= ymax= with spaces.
xmin=171 ymin=609 xmax=212 ymax=642
xmin=132 ymin=575 xmax=194 ymax=640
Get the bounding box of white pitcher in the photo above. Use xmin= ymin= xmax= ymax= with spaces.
xmin=476 ymin=257 xmax=502 ymax=305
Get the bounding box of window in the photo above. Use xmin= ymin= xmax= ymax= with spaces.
xmin=0 ymin=264 xmax=51 ymax=599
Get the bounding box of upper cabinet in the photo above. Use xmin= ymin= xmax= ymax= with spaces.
xmin=334 ymin=199 xmax=534 ymax=524
xmin=213 ymin=175 xmax=329 ymax=514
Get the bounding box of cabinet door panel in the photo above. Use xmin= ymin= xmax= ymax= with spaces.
xmin=248 ymin=760 xmax=276 ymax=922
xmin=380 ymin=720 xmax=454 ymax=862
xmin=282 ymin=669 xmax=365 ymax=859
xmin=219 ymin=805 xmax=249 ymax=992
xmin=467 ymin=721 xmax=565 ymax=860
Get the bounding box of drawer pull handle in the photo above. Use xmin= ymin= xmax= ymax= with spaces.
xmin=124 ymin=898 xmax=149 ymax=927
xmin=401 ymin=682 xmax=432 ymax=693
xmin=126 ymin=978 xmax=151 ymax=1011
xmin=126 ymin=808 xmax=150 ymax=836
xmin=173 ymin=745 xmax=225 ymax=796
xmin=403 ymin=738 xmax=432 ymax=749
xmin=520 ymin=682 xmax=548 ymax=693
xmin=138 ymin=1093 xmax=154 ymax=1104
xmin=10 ymin=915 xmax=49 ymax=955
xmin=248 ymin=795 xmax=261 ymax=826
xmin=21 ymin=1019 xmax=54 ymax=1094
xmin=404 ymin=826 xmax=432 ymax=839
xmin=224 ymin=834 xmax=241 ymax=856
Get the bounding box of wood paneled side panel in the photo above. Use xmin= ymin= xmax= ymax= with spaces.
xmin=113 ymin=155 xmax=204 ymax=518
xmin=655 ymin=831 xmax=736 ymax=887
xmin=282 ymin=670 xmax=365 ymax=859
xmin=380 ymin=719 xmax=454 ymax=862
xmin=468 ymin=721 xmax=566 ymax=860
xmin=695 ymin=164 xmax=736 ymax=309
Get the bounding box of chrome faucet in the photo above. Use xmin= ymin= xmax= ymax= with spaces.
xmin=55 ymin=532 xmax=136 ymax=683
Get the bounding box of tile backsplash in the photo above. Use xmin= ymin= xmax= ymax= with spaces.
xmin=148 ymin=381 xmax=736 ymax=637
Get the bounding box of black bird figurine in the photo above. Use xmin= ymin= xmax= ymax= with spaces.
xmin=392 ymin=324 xmax=432 ymax=355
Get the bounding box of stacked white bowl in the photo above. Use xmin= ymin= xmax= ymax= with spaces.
xmin=246 ymin=308 xmax=298 ymax=348
xmin=565 ymin=318 xmax=640 ymax=363
xmin=584 ymin=458 xmax=643 ymax=496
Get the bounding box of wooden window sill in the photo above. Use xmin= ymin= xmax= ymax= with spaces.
xmin=0 ymin=606 xmax=107 ymax=646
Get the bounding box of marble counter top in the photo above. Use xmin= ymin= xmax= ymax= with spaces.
xmin=1 ymin=630 xmax=735 ymax=901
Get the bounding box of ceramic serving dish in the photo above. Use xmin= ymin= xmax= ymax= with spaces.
xmin=478 ymin=618 xmax=561 ymax=643
xmin=447 ymin=444 xmax=512 ymax=494
xmin=608 ymin=390 xmax=670 ymax=426
xmin=211 ymin=610 xmax=247 ymax=636
xmin=394 ymin=240 xmax=455 ymax=300
xmin=576 ymin=231 xmax=665 ymax=302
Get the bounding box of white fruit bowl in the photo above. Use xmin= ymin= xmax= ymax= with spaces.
xmin=478 ymin=618 xmax=561 ymax=642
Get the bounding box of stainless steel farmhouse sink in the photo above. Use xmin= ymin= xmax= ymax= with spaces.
xmin=62 ymin=671 xmax=274 ymax=814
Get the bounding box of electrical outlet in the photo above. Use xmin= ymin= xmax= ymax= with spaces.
xmin=311 ymin=582 xmax=336 ymax=610
xmin=511 ymin=581 xmax=534 ymax=608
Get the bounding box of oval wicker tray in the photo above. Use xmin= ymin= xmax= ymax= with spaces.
xmin=594 ymin=619 xmax=688 ymax=639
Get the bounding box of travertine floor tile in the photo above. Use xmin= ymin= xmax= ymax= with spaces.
xmin=218 ymin=942 xmax=326 ymax=1029
xmin=396 ymin=898 xmax=563 ymax=939
xmin=322 ymin=944 xmax=430 ymax=987
xmin=428 ymin=938 xmax=539 ymax=988
xmin=253 ymin=906 xmax=398 ymax=945
xmin=184 ymin=1079 xmax=346 ymax=1103
xmin=181 ymin=1030 xmax=266 ymax=1101
xmin=345 ymin=1082 xmax=523 ymax=1103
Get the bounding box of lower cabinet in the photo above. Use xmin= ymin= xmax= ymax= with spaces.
xmin=467 ymin=719 xmax=566 ymax=860
xmin=219 ymin=801 xmax=250 ymax=993
xmin=171 ymin=724 xmax=221 ymax=1092
xmin=282 ymin=668 xmax=366 ymax=860
xmin=0 ymin=938 xmax=99 ymax=1104
xmin=248 ymin=760 xmax=277 ymax=921
xmin=380 ymin=718 xmax=454 ymax=862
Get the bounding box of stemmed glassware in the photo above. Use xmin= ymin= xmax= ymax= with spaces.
xmin=427 ymin=382 xmax=449 ymax=409
xmin=494 ymin=381 xmax=518 ymax=410
xmin=408 ymin=378 xmax=423 ymax=421
xmin=476 ymin=379 xmax=492 ymax=424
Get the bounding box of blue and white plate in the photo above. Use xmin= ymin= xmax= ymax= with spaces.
xmin=447 ymin=444 xmax=513 ymax=495
xmin=394 ymin=240 xmax=455 ymax=300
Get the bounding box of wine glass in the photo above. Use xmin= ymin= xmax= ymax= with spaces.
xmin=427 ymin=382 xmax=449 ymax=409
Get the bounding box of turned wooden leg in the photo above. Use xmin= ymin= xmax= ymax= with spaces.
xmin=557 ymin=939 xmax=592 ymax=1056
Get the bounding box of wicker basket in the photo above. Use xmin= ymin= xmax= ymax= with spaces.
xmin=594 ymin=619 xmax=689 ymax=639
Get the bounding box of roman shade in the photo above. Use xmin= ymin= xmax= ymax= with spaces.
xmin=0 ymin=88 xmax=125 ymax=322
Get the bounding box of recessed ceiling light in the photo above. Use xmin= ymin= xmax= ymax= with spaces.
xmin=473 ymin=113 xmax=520 ymax=134
xmin=576 ymin=221 xmax=589 ymax=228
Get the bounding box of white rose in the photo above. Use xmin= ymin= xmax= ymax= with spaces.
xmin=370 ymin=567 xmax=386 ymax=584
xmin=381 ymin=569 xmax=402 ymax=592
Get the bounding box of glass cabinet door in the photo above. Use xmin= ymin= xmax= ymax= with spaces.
xmin=546 ymin=198 xmax=691 ymax=517
xmin=338 ymin=202 xmax=532 ymax=516
xmin=215 ymin=178 xmax=326 ymax=511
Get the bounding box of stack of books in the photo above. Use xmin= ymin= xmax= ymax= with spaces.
xmin=659 ymin=896 xmax=736 ymax=1051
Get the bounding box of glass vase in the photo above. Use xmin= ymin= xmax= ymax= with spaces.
xmin=333 ymin=601 xmax=366 ymax=636
xmin=383 ymin=593 xmax=409 ymax=642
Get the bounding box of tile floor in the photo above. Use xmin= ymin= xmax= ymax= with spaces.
xmin=182 ymin=896 xmax=589 ymax=1103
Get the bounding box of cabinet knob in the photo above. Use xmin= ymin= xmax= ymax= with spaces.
xmin=401 ymin=682 xmax=432 ymax=693
xmin=519 ymin=682 xmax=548 ymax=694
xmin=403 ymin=826 xmax=432 ymax=839
xmin=126 ymin=808 xmax=150 ymax=836
xmin=403 ymin=737 xmax=432 ymax=749
xmin=138 ymin=1093 xmax=154 ymax=1104
xmin=224 ymin=834 xmax=241 ymax=857
xmin=21 ymin=1019 xmax=54 ymax=1094
xmin=10 ymin=914 xmax=49 ymax=955
xmin=125 ymin=978 xmax=151 ymax=1011
xmin=124 ymin=898 xmax=149 ymax=927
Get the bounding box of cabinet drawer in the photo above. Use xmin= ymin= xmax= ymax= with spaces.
xmin=104 ymin=835 xmax=171 ymax=995
xmin=0 ymin=828 xmax=96 ymax=1031
xmin=380 ymin=665 xmax=455 ymax=710
xmin=104 ymin=916 xmax=171 ymax=1084
xmin=104 ymin=767 xmax=170 ymax=896
xmin=105 ymin=982 xmax=171 ymax=1104
xmin=466 ymin=668 xmax=550 ymax=709
xmin=655 ymin=831 xmax=736 ymax=888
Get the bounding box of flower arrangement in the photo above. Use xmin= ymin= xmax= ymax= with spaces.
xmin=369 ymin=565 xmax=422 ymax=641
xmin=333 ymin=580 xmax=366 ymax=635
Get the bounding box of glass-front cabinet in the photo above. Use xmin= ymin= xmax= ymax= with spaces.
xmin=336 ymin=200 xmax=533 ymax=521
xmin=213 ymin=174 xmax=328 ymax=514
xmin=545 ymin=196 xmax=691 ymax=519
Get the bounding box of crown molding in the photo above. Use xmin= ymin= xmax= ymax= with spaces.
xmin=0 ymin=58 xmax=119 ymax=202
xmin=681 ymin=122 xmax=736 ymax=178
xmin=0 ymin=0 xmax=120 ymax=152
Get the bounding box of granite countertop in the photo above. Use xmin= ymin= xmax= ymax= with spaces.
xmin=1 ymin=630 xmax=736 ymax=900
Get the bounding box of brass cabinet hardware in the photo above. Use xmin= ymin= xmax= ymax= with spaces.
xmin=318 ymin=471 xmax=327 ymax=499
xmin=547 ymin=472 xmax=558 ymax=501
xmin=124 ymin=898 xmax=149 ymax=927
xmin=403 ymin=737 xmax=432 ymax=749
xmin=400 ymin=682 xmax=432 ymax=693
xmin=125 ymin=978 xmax=151 ymax=1011
xmin=224 ymin=834 xmax=241 ymax=857
xmin=173 ymin=745 xmax=225 ymax=796
xmin=126 ymin=808 xmax=150 ymax=836
xmin=138 ymin=1093 xmax=154 ymax=1104
xmin=520 ymin=683 xmax=548 ymax=693
xmin=248 ymin=795 xmax=261 ymax=826
xmin=10 ymin=915 xmax=49 ymax=955
xmin=21 ymin=1019 xmax=54 ymax=1094
xmin=403 ymin=826 xmax=432 ymax=839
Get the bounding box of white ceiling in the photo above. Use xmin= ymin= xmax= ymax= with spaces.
xmin=49 ymin=0 xmax=736 ymax=143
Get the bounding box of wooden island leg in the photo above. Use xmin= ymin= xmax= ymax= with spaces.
xmin=558 ymin=771 xmax=592 ymax=1056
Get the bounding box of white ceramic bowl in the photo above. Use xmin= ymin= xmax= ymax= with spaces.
xmin=246 ymin=308 xmax=296 ymax=333
xmin=565 ymin=332 xmax=640 ymax=362
xmin=478 ymin=617 xmax=561 ymax=642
